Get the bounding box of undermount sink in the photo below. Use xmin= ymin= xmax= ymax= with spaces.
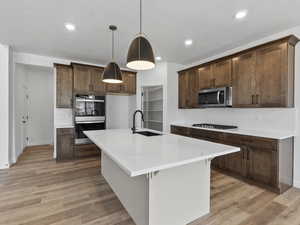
xmin=135 ymin=131 xmax=162 ymax=137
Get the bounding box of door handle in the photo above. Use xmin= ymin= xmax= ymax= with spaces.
xmin=251 ymin=95 xmax=254 ymax=104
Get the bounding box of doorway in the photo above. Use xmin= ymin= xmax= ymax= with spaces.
xmin=14 ymin=64 xmax=54 ymax=161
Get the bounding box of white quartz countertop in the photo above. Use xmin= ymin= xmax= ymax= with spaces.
xmin=55 ymin=124 xmax=74 ymax=129
xmin=84 ymin=129 xmax=240 ymax=177
xmin=172 ymin=123 xmax=295 ymax=140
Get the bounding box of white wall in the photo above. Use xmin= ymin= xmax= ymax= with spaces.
xmin=106 ymin=95 xmax=136 ymax=129
xmin=0 ymin=44 xmax=11 ymax=168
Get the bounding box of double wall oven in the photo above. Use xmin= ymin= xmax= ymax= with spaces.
xmin=74 ymin=95 xmax=106 ymax=144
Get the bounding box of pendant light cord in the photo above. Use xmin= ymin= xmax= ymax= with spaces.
xmin=140 ymin=0 xmax=142 ymax=34
xmin=112 ymin=29 xmax=114 ymax=61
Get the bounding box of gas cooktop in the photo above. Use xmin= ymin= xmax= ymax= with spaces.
xmin=192 ymin=123 xmax=238 ymax=130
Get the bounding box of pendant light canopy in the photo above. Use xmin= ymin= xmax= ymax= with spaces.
xmin=102 ymin=25 xmax=123 ymax=84
xmin=126 ymin=0 xmax=155 ymax=70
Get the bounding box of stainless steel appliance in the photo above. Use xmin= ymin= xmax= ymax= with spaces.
xmin=198 ymin=87 xmax=232 ymax=107
xmin=74 ymin=95 xmax=106 ymax=144
xmin=192 ymin=123 xmax=238 ymax=130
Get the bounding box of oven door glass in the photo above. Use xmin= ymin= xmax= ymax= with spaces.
xmin=75 ymin=122 xmax=105 ymax=139
xmin=75 ymin=95 xmax=105 ymax=117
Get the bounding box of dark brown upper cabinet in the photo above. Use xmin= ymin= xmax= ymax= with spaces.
xmin=178 ymin=69 xmax=199 ymax=108
xmin=178 ymin=71 xmax=189 ymax=108
xmin=73 ymin=64 xmax=93 ymax=94
xmin=90 ymin=67 xmax=106 ymax=94
xmin=120 ymin=72 xmax=137 ymax=95
xmin=255 ymin=42 xmax=293 ymax=107
xmin=211 ymin=59 xmax=232 ymax=88
xmin=178 ymin=35 xmax=298 ymax=109
xmin=55 ymin=64 xmax=73 ymax=108
xmin=232 ymin=51 xmax=257 ymax=107
xmin=198 ymin=65 xmax=213 ymax=90
xmin=73 ymin=63 xmax=106 ymax=94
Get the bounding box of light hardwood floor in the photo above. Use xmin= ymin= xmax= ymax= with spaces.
xmin=0 ymin=146 xmax=300 ymax=225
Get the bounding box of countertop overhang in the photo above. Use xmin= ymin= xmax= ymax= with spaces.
xmin=84 ymin=129 xmax=240 ymax=177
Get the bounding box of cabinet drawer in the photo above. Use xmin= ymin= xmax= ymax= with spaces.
xmin=57 ymin=128 xmax=74 ymax=135
xmin=171 ymin=126 xmax=190 ymax=136
xmin=224 ymin=133 xmax=277 ymax=151
xmin=190 ymin=128 xmax=224 ymax=142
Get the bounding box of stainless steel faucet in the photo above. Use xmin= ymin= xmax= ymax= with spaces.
xmin=132 ymin=110 xmax=144 ymax=134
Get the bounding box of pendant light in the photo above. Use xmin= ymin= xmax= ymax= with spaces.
xmin=102 ymin=25 xmax=123 ymax=84
xmin=126 ymin=0 xmax=155 ymax=70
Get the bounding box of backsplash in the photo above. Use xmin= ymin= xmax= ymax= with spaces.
xmin=176 ymin=108 xmax=297 ymax=132
xmin=54 ymin=108 xmax=73 ymax=126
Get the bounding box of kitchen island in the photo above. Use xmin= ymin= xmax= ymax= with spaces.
xmin=84 ymin=129 xmax=240 ymax=225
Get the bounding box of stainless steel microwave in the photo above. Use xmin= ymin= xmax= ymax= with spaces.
xmin=198 ymin=87 xmax=232 ymax=107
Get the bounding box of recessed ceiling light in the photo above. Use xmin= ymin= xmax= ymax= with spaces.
xmin=156 ymin=56 xmax=162 ymax=61
xmin=65 ymin=23 xmax=76 ymax=31
xmin=185 ymin=39 xmax=193 ymax=47
xmin=235 ymin=10 xmax=248 ymax=20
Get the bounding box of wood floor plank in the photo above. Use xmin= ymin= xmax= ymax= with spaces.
xmin=0 ymin=145 xmax=299 ymax=225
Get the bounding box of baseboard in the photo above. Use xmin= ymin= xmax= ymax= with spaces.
xmin=0 ymin=163 xmax=10 ymax=170
xmin=293 ymin=179 xmax=300 ymax=188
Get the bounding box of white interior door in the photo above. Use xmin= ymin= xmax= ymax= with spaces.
xmin=21 ymin=85 xmax=29 ymax=150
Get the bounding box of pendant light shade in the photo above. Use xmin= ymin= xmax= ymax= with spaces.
xmin=102 ymin=25 xmax=123 ymax=84
xmin=127 ymin=36 xmax=155 ymax=70
xmin=126 ymin=0 xmax=155 ymax=70
xmin=102 ymin=62 xmax=123 ymax=83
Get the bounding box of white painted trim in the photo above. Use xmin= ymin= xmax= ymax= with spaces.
xmin=294 ymin=180 xmax=300 ymax=188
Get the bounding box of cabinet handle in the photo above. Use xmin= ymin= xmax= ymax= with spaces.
xmin=251 ymin=95 xmax=254 ymax=104
xmin=247 ymin=149 xmax=250 ymax=160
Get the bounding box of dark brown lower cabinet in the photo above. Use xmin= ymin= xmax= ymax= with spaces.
xmin=170 ymin=125 xmax=293 ymax=193
xmin=56 ymin=128 xmax=74 ymax=161
xmin=247 ymin=146 xmax=277 ymax=187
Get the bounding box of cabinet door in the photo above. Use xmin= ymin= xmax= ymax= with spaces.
xmin=255 ymin=42 xmax=288 ymax=107
xmin=212 ymin=59 xmax=232 ymax=87
xmin=56 ymin=65 xmax=73 ymax=108
xmin=188 ymin=69 xmax=200 ymax=108
xmin=57 ymin=128 xmax=74 ymax=161
xmin=247 ymin=146 xmax=277 ymax=187
xmin=121 ymin=72 xmax=136 ymax=94
xmin=224 ymin=147 xmax=246 ymax=176
xmin=106 ymin=83 xmax=121 ymax=93
xmin=198 ymin=65 xmax=213 ymax=90
xmin=170 ymin=125 xmax=190 ymax=136
xmin=90 ymin=67 xmax=105 ymax=94
xmin=232 ymin=51 xmax=257 ymax=107
xmin=73 ymin=65 xmax=92 ymax=93
xmin=178 ymin=71 xmax=189 ymax=108
xmin=127 ymin=72 xmax=137 ymax=94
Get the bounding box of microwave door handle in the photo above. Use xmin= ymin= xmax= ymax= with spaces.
xmin=217 ymin=91 xmax=221 ymax=104
xmin=76 ymin=121 xmax=105 ymax=124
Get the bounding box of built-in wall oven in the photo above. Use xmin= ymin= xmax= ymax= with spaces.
xmin=198 ymin=87 xmax=232 ymax=107
xmin=74 ymin=95 xmax=106 ymax=144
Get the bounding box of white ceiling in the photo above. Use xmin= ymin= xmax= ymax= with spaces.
xmin=1 ymin=0 xmax=300 ymax=67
